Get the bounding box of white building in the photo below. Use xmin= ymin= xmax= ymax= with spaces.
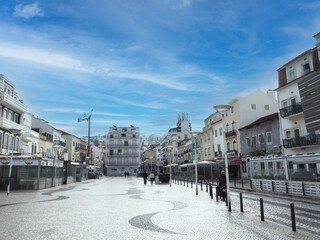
xmin=276 ymin=32 xmax=320 ymax=174
xmin=106 ymin=126 xmax=140 ymax=176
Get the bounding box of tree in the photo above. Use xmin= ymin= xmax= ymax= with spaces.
xmin=94 ymin=139 xmax=99 ymax=146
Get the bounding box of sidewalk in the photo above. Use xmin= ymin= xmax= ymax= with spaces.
xmin=0 ymin=177 xmax=317 ymax=240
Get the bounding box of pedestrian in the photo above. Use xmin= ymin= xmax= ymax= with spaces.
xmin=141 ymin=171 xmax=148 ymax=185
xmin=149 ymin=172 xmax=155 ymax=184
xmin=124 ymin=171 xmax=127 ymax=178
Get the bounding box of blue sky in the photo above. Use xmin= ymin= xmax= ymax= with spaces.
xmin=0 ymin=0 xmax=319 ymax=137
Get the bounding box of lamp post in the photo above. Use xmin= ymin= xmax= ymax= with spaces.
xmin=214 ymin=104 xmax=232 ymax=210
xmin=156 ymin=146 xmax=160 ymax=184
xmin=167 ymin=145 xmax=175 ymax=187
xmin=7 ymin=128 xmax=21 ymax=196
xmin=78 ymin=109 xmax=93 ymax=165
xmin=53 ymin=144 xmax=62 ymax=187
xmin=192 ymin=133 xmax=199 ymax=195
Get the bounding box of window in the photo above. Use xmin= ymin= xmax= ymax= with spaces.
xmin=124 ymin=141 xmax=128 ymax=146
xmin=133 ymin=134 xmax=136 ymax=138
xmin=205 ymin=148 xmax=207 ymax=156
xmin=4 ymin=109 xmax=8 ymax=118
xmin=265 ymin=105 xmax=269 ymax=110
xmin=215 ymin=130 xmax=218 ymax=137
xmin=302 ymin=62 xmax=310 ymax=75
xmin=122 ymin=128 xmax=127 ymax=132
xmin=252 ymin=136 xmax=256 ymax=148
xmin=208 ymin=147 xmax=211 ymax=155
xmin=286 ymin=130 xmax=291 ymax=139
xmin=246 ymin=138 xmax=251 ymax=147
xmin=15 ymin=137 xmax=19 ymax=151
xmin=233 ymin=140 xmax=237 ymax=151
xmin=258 ymin=134 xmax=264 ymax=144
xmin=8 ymin=111 xmax=13 ymax=120
xmin=227 ymin=142 xmax=230 ymax=151
xmin=231 ymin=105 xmax=234 ymax=113
xmin=9 ymin=135 xmax=14 ymax=150
xmin=121 ymin=133 xmax=126 ymax=137
xmin=251 ymin=104 xmax=256 ymax=110
xmin=290 ymin=97 xmax=297 ymax=106
xmin=226 ymin=123 xmax=229 ymax=132
xmin=73 ymin=141 xmax=75 ymax=146
xmin=204 ymin=135 xmax=207 ymax=142
xmin=288 ymin=70 xmax=296 ymax=81
xmin=0 ymin=131 xmax=2 ymax=148
xmin=217 ymin=144 xmax=221 ymax=152
xmin=232 ymin=121 xmax=236 ymax=130
xmin=184 ymin=134 xmax=188 ymax=139
xmin=207 ymin=133 xmax=210 ymax=141
xmin=219 ymin=128 xmax=222 ymax=136
xmin=110 ymin=134 xmax=114 ymax=138
xmin=266 ymin=132 xmax=272 ymax=143
xmin=282 ymin=100 xmax=288 ymax=108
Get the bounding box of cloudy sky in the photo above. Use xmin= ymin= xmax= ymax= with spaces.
xmin=0 ymin=0 xmax=319 ymax=136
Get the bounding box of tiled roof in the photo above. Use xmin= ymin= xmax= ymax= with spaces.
xmin=277 ymin=49 xmax=313 ymax=71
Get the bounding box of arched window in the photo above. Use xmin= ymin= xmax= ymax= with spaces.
xmin=31 ymin=143 xmax=34 ymax=154
xmin=226 ymin=123 xmax=229 ymax=132
xmin=232 ymin=121 xmax=236 ymax=131
xmin=233 ymin=140 xmax=237 ymax=151
xmin=34 ymin=144 xmax=37 ymax=153
xmin=227 ymin=142 xmax=230 ymax=151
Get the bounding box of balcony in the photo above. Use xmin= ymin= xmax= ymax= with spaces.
xmin=0 ymin=91 xmax=27 ymax=113
xmin=280 ymin=102 xmax=303 ymax=118
xmin=0 ymin=117 xmax=25 ymax=132
xmin=283 ymin=134 xmax=320 ymax=148
xmin=225 ymin=130 xmax=237 ymax=138
xmin=53 ymin=140 xmax=66 ymax=147
xmin=214 ymin=151 xmax=222 ymax=157
xmin=227 ymin=150 xmax=238 ymax=156
xmin=249 ymin=143 xmax=266 ymax=156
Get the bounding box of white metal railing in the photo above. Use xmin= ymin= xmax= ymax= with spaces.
xmin=251 ymin=179 xmax=320 ymax=197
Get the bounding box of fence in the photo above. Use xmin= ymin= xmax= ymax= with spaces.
xmin=251 ymin=179 xmax=320 ymax=197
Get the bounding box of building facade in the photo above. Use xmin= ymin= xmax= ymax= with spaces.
xmin=106 ymin=126 xmax=140 ymax=176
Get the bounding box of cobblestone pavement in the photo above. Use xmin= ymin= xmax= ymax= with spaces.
xmin=0 ymin=177 xmax=318 ymax=240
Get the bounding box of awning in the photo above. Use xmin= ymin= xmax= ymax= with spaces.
xmin=180 ymin=163 xmax=194 ymax=167
xmin=197 ymin=161 xmax=215 ymax=165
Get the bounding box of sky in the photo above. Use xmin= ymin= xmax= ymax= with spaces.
xmin=0 ymin=0 xmax=319 ymax=137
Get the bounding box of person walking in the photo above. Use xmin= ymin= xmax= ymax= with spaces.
xmin=149 ymin=172 xmax=155 ymax=184
xmin=141 ymin=171 xmax=148 ymax=185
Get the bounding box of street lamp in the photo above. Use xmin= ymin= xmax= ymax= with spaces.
xmin=53 ymin=144 xmax=63 ymax=187
xmin=192 ymin=133 xmax=199 ymax=195
xmin=167 ymin=145 xmax=176 ymax=187
xmin=78 ymin=109 xmax=93 ymax=165
xmin=214 ymin=104 xmax=232 ymax=211
xmin=7 ymin=128 xmax=21 ymax=196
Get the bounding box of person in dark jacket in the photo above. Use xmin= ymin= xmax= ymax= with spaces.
xmin=141 ymin=171 xmax=148 ymax=185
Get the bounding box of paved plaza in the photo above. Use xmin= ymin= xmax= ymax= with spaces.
xmin=0 ymin=177 xmax=318 ymax=240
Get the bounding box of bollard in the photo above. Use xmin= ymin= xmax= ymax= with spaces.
xmin=260 ymin=181 xmax=263 ymax=190
xmin=226 ymin=192 xmax=228 ymax=206
xmin=184 ymin=180 xmax=185 ymax=186
xmin=240 ymin=193 xmax=243 ymax=212
xmin=201 ymin=181 xmax=203 ymax=191
xmin=228 ymin=199 xmax=231 ymax=212
xmin=290 ymin=203 xmax=296 ymax=231
xmin=216 ymin=187 xmax=219 ymax=202
xmin=234 ymin=179 xmax=236 ymax=187
xmin=209 ymin=184 xmax=213 ymax=199
xmin=272 ymin=181 xmax=274 ymax=192
xmin=206 ymin=182 xmax=208 ymax=192
xmin=242 ymin=179 xmax=244 ymax=189
xmin=260 ymin=198 xmax=264 ymax=221
xmin=302 ymin=183 xmax=305 ymax=196
xmin=285 ymin=182 xmax=288 ymax=194
xmin=187 ymin=180 xmax=189 ymax=187
xmin=191 ymin=181 xmax=193 ymax=188
xmin=250 ymin=180 xmax=252 ymax=190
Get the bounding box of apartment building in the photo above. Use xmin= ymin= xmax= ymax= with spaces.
xmin=106 ymin=126 xmax=140 ymax=176
xmin=275 ymin=33 xmax=320 ymax=176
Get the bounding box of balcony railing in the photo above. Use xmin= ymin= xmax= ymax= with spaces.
xmin=280 ymin=102 xmax=303 ymax=118
xmin=249 ymin=143 xmax=266 ymax=156
xmin=107 ymin=153 xmax=139 ymax=157
xmin=283 ymin=134 xmax=320 ymax=148
xmin=53 ymin=140 xmax=66 ymax=147
xmin=227 ymin=150 xmax=238 ymax=156
xmin=107 ymin=143 xmax=139 ymax=147
xmin=225 ymin=130 xmax=237 ymax=138
xmin=214 ymin=151 xmax=222 ymax=157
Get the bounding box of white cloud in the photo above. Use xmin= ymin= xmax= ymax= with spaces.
xmin=106 ymin=95 xmax=167 ymax=110
xmin=13 ymin=2 xmax=43 ymax=19
xmin=43 ymin=108 xmax=131 ymax=117
xmin=0 ymin=43 xmax=93 ymax=72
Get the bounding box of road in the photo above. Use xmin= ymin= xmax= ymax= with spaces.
xmin=0 ymin=177 xmax=318 ymax=240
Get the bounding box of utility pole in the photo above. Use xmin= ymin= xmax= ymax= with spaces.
xmin=78 ymin=109 xmax=93 ymax=165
